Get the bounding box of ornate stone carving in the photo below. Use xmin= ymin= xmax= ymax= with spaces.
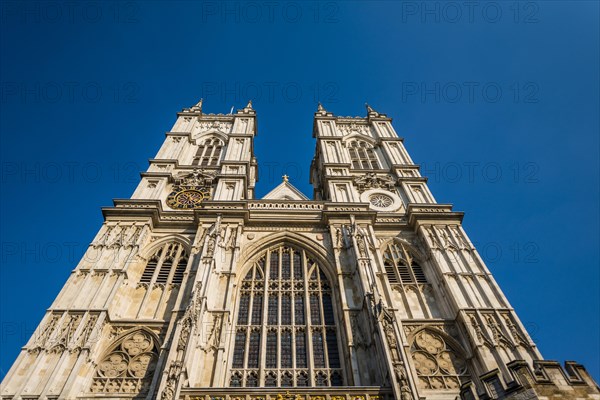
xmin=501 ymin=313 xmax=530 ymax=347
xmin=338 ymin=121 xmax=370 ymax=136
xmin=205 ymin=313 xmax=223 ymax=350
xmin=353 ymin=172 xmax=396 ymax=193
xmin=197 ymin=120 xmax=232 ymax=133
xmin=410 ymin=329 xmax=468 ymax=390
xmin=350 ymin=312 xmax=368 ymax=348
xmin=173 ymin=168 xmax=217 ymax=188
xmin=91 ymin=330 xmax=158 ymax=394
xmin=204 ymin=218 xmax=221 ymax=258
xmin=483 ymin=313 xmax=514 ymax=349
xmin=160 ymin=360 xmax=183 ymax=400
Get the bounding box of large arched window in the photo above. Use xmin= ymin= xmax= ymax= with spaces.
xmin=230 ymin=244 xmax=343 ymax=387
xmin=193 ymin=137 xmax=224 ymax=167
xmin=348 ymin=140 xmax=380 ymax=169
xmin=383 ymin=242 xmax=427 ymax=284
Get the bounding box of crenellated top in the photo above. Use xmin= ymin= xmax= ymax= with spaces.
xmin=310 ymin=103 xmax=427 ymax=208
xmin=312 ymin=103 xmax=394 ymax=140
xmin=460 ymin=360 xmax=600 ymax=400
xmin=131 ymin=100 xmax=259 ymax=205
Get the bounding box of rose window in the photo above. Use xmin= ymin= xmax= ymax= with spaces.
xmin=369 ymin=193 xmax=393 ymax=208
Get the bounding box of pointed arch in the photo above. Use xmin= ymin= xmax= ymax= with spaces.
xmin=193 ymin=135 xmax=225 ymax=167
xmin=380 ymin=237 xmax=427 ymax=263
xmin=237 ymin=231 xmax=335 ymax=285
xmin=228 ymin=236 xmax=345 ymax=387
xmin=340 ymin=132 xmax=377 ymax=146
xmin=344 ymin=138 xmax=381 ymax=169
xmin=194 ymin=129 xmax=228 ymax=144
xmin=407 ymin=327 xmax=470 ymax=391
xmin=138 ymin=238 xmax=191 ymax=287
xmin=380 ymin=238 xmax=428 ymax=285
xmin=139 ymin=234 xmax=192 ymax=261
xmin=89 ymin=327 xmax=160 ymax=394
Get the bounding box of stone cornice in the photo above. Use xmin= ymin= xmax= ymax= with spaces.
xmin=406 ymin=203 xmax=464 ymax=229
xmin=103 ymin=199 xmax=464 ymax=231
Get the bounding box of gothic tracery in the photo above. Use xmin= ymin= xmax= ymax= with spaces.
xmin=90 ymin=330 xmax=159 ymax=394
xmin=230 ymin=244 xmax=343 ymax=387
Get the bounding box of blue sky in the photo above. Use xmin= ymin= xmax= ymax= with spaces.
xmin=0 ymin=1 xmax=598 ymax=382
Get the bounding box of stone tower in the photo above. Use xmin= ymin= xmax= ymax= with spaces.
xmin=1 ymin=101 xmax=598 ymax=400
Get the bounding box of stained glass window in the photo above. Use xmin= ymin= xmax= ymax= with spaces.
xmin=268 ymin=295 xmax=278 ymax=325
xmin=232 ymin=331 xmax=246 ymax=368
xmin=313 ymin=331 xmax=325 ymax=368
xmin=281 ymin=329 xmax=292 ymax=368
xmin=247 ymin=331 xmax=261 ymax=368
xmin=230 ymin=244 xmax=344 ymax=387
xmin=251 ymin=295 xmax=263 ymax=325
xmin=266 ymin=331 xmax=277 ymax=368
xmin=310 ymin=294 xmax=321 ymax=324
xmin=294 ymin=296 xmax=304 ymax=325
xmin=281 ymin=294 xmax=291 ymax=325
xmin=238 ymin=294 xmax=250 ymax=325
xmin=326 ymin=329 xmax=340 ymax=368
xmin=295 ymin=329 xmax=307 ymax=368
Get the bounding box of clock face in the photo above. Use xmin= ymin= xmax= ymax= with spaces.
xmin=166 ymin=188 xmax=210 ymax=209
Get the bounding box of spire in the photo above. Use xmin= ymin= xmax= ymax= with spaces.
xmin=237 ymin=100 xmax=256 ymax=114
xmin=365 ymin=103 xmax=386 ymax=118
xmin=315 ymin=102 xmax=330 ymax=117
xmin=188 ymin=98 xmax=203 ymax=113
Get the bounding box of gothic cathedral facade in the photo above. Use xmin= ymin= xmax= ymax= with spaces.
xmin=2 ymin=101 xmax=598 ymax=400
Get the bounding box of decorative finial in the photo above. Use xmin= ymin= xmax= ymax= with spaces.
xmin=246 ymin=100 xmax=253 ymax=109
xmin=195 ymin=98 xmax=203 ymax=109
xmin=366 ymin=103 xmax=374 ymax=113
xmin=282 ymin=174 xmax=289 ymax=182
xmin=317 ymin=102 xmax=324 ymax=112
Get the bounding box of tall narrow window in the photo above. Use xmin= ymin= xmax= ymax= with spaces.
xmin=247 ymin=330 xmax=261 ymax=368
xmin=268 ymin=296 xmax=278 ymax=325
xmin=233 ymin=331 xmax=246 ymax=368
xmin=348 ymin=140 xmax=380 ymax=169
xmin=383 ymin=242 xmax=428 ymax=284
xmin=266 ymin=331 xmax=278 ymax=368
xmin=193 ymin=137 xmax=224 ymax=167
xmin=296 ymin=329 xmax=307 ymax=368
xmin=230 ymin=244 xmax=343 ymax=387
xmin=139 ymin=243 xmax=187 ymax=287
xmin=281 ymin=329 xmax=292 ymax=368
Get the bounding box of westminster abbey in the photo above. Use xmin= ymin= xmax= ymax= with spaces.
xmin=2 ymin=101 xmax=598 ymax=400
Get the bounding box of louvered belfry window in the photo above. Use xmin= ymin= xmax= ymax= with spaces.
xmin=348 ymin=140 xmax=380 ymax=169
xmin=230 ymin=245 xmax=343 ymax=387
xmin=193 ymin=137 xmax=223 ymax=167
xmin=139 ymin=243 xmax=188 ymax=286
xmin=383 ymin=242 xmax=427 ymax=284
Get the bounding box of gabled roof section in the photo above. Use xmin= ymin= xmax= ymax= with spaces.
xmin=262 ymin=176 xmax=310 ymax=201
